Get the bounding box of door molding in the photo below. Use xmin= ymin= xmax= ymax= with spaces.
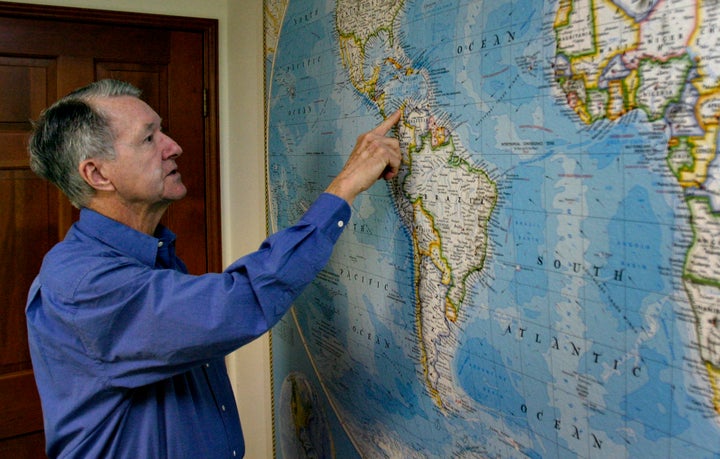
xmin=0 ymin=0 xmax=222 ymax=272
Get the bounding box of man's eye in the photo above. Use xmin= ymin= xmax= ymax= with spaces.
xmin=145 ymin=135 xmax=154 ymax=143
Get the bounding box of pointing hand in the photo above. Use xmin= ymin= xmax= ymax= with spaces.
xmin=325 ymin=109 xmax=403 ymax=205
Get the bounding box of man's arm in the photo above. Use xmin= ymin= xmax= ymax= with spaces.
xmin=27 ymin=112 xmax=403 ymax=388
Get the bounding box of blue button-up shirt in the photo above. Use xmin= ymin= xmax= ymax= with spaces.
xmin=26 ymin=193 xmax=350 ymax=458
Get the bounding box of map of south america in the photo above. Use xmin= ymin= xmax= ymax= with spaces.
xmin=337 ymin=0 xmax=498 ymax=411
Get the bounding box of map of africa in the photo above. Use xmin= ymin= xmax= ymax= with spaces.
xmin=267 ymin=0 xmax=720 ymax=457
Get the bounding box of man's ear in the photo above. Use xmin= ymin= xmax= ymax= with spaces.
xmin=78 ymin=158 xmax=115 ymax=192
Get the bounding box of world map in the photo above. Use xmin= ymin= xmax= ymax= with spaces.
xmin=267 ymin=0 xmax=720 ymax=457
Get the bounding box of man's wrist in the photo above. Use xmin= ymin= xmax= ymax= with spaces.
xmin=324 ymin=179 xmax=356 ymax=205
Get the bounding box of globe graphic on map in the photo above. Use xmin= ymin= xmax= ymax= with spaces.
xmin=277 ymin=372 xmax=334 ymax=458
xmin=267 ymin=0 xmax=720 ymax=457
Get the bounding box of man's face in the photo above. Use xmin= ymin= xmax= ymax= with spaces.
xmin=95 ymin=96 xmax=187 ymax=208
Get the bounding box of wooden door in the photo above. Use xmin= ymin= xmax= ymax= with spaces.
xmin=0 ymin=3 xmax=220 ymax=457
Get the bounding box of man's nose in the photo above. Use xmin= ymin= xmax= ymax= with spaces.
xmin=161 ymin=132 xmax=183 ymax=158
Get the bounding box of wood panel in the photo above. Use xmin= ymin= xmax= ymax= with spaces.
xmin=0 ymin=57 xmax=56 ymax=457
xmin=0 ymin=58 xmax=54 ymax=167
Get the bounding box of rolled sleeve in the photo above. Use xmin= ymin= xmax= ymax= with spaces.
xmin=298 ymin=192 xmax=351 ymax=244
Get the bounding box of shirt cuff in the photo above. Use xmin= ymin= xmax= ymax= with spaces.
xmin=299 ymin=193 xmax=351 ymax=243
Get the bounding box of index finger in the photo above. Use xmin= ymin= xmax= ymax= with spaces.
xmin=372 ymin=109 xmax=402 ymax=136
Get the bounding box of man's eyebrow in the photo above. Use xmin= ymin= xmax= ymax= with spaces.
xmin=139 ymin=119 xmax=162 ymax=137
xmin=145 ymin=119 xmax=162 ymax=131
xmin=128 ymin=121 xmax=160 ymax=144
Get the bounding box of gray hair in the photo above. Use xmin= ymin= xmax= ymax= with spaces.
xmin=28 ymin=79 xmax=142 ymax=208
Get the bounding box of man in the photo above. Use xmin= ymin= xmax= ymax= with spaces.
xmin=26 ymin=79 xmax=402 ymax=458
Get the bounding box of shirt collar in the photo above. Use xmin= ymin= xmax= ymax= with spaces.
xmin=75 ymin=208 xmax=177 ymax=267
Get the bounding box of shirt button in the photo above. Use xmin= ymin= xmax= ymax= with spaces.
xmin=205 ymin=363 xmax=210 ymax=368
xmin=337 ymin=220 xmax=344 ymax=228
xmin=158 ymin=241 xmax=164 ymax=248
xmin=221 ymin=404 xmax=226 ymax=411
xmin=232 ymin=451 xmax=237 ymax=457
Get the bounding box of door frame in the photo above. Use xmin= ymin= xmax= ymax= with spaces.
xmin=0 ymin=0 xmax=222 ymax=272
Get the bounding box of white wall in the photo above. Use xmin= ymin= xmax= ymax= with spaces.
xmin=12 ymin=1 xmax=272 ymax=457
xmin=222 ymin=2 xmax=273 ymax=457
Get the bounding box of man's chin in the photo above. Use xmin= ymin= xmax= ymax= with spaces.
xmin=165 ymin=184 xmax=188 ymax=202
